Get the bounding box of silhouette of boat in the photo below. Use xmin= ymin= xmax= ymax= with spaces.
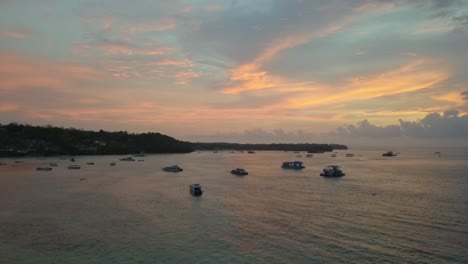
xmin=382 ymin=151 xmax=397 ymax=157
xmin=67 ymin=165 xmax=80 ymax=169
xmin=190 ymin=184 xmax=203 ymax=196
xmin=36 ymin=167 xmax=52 ymax=171
xmin=320 ymin=165 xmax=345 ymax=177
xmin=162 ymin=165 xmax=183 ymax=172
xmin=231 ymin=168 xmax=248 ymax=176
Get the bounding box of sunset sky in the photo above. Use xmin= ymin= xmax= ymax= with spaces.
xmin=1 ymin=0 xmax=467 ymax=145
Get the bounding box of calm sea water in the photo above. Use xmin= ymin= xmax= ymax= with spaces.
xmin=0 ymin=148 xmax=467 ymax=263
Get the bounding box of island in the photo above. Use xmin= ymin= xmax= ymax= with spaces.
xmin=0 ymin=123 xmax=347 ymax=157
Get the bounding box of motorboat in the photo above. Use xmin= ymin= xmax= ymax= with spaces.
xmin=320 ymin=165 xmax=345 ymax=177
xmin=67 ymin=165 xmax=80 ymax=170
xmin=36 ymin=167 xmax=52 ymax=171
xmin=162 ymin=165 xmax=183 ymax=172
xmin=110 ymin=162 xmax=116 ymax=166
xmin=120 ymin=157 xmax=135 ymax=161
xmin=70 ymin=158 xmax=75 ymax=162
xmin=231 ymin=168 xmax=248 ymax=176
xmin=281 ymin=161 xmax=305 ymax=170
xmin=382 ymin=151 xmax=397 ymax=157
xmin=346 ymin=153 xmax=354 ymax=157
xmin=190 ymin=184 xmax=203 ymax=196
xmin=247 ymin=151 xmax=255 ymax=154
xmin=87 ymin=162 xmax=95 ymax=165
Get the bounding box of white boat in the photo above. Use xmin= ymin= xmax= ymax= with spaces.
xmin=190 ymin=184 xmax=203 ymax=196
xmin=162 ymin=165 xmax=183 ymax=172
xmin=67 ymin=165 xmax=80 ymax=170
xmin=281 ymin=161 xmax=305 ymax=170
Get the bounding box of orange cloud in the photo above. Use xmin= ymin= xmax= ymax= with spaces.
xmin=2 ymin=28 xmax=32 ymax=39
xmin=0 ymin=103 xmax=18 ymax=112
xmin=127 ymin=19 xmax=176 ymax=33
xmin=282 ymin=59 xmax=449 ymax=109
xmin=432 ymin=92 xmax=465 ymax=106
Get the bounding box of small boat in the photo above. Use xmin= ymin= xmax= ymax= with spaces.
xmin=346 ymin=153 xmax=354 ymax=157
xmin=306 ymin=154 xmax=313 ymax=157
xmin=110 ymin=162 xmax=116 ymax=166
xmin=137 ymin=159 xmax=144 ymax=162
xmin=320 ymin=165 xmax=345 ymax=177
xmin=281 ymin=161 xmax=305 ymax=170
xmin=382 ymin=151 xmax=397 ymax=157
xmin=87 ymin=162 xmax=95 ymax=165
xmin=0 ymin=162 xmax=6 ymax=166
xmin=49 ymin=163 xmax=58 ymax=167
xmin=331 ymin=154 xmax=337 ymax=157
xmin=120 ymin=157 xmax=135 ymax=161
xmin=247 ymin=151 xmax=255 ymax=154
xmin=67 ymin=165 xmax=80 ymax=170
xmin=36 ymin=167 xmax=52 ymax=171
xmin=190 ymin=184 xmax=203 ymax=196
xmin=434 ymin=151 xmax=441 ymax=155
xmin=162 ymin=165 xmax=183 ymax=172
xmin=14 ymin=161 xmax=24 ymax=163
xmin=231 ymin=168 xmax=248 ymax=176
xmin=70 ymin=158 xmax=75 ymax=162
xmin=133 ymin=153 xmax=146 ymax=157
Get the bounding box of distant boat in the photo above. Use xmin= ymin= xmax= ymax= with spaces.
xmin=133 ymin=153 xmax=145 ymax=157
xmin=0 ymin=162 xmax=6 ymax=166
xmin=67 ymin=165 xmax=80 ymax=170
xmin=137 ymin=159 xmax=144 ymax=162
xmin=382 ymin=151 xmax=397 ymax=157
xmin=306 ymin=154 xmax=313 ymax=157
xmin=87 ymin=162 xmax=95 ymax=165
xmin=162 ymin=165 xmax=183 ymax=172
xmin=247 ymin=151 xmax=255 ymax=154
xmin=14 ymin=161 xmax=24 ymax=163
xmin=110 ymin=162 xmax=116 ymax=166
xmin=120 ymin=157 xmax=135 ymax=161
xmin=49 ymin=163 xmax=58 ymax=167
xmin=320 ymin=165 xmax=345 ymax=177
xmin=331 ymin=154 xmax=337 ymax=157
xmin=36 ymin=167 xmax=52 ymax=171
xmin=281 ymin=161 xmax=305 ymax=170
xmin=190 ymin=184 xmax=203 ymax=196
xmin=70 ymin=158 xmax=75 ymax=162
xmin=346 ymin=153 xmax=354 ymax=157
xmin=231 ymin=168 xmax=248 ymax=176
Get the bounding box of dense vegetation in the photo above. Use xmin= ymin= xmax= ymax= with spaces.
xmin=0 ymin=123 xmax=347 ymax=157
xmin=192 ymin=142 xmax=347 ymax=153
xmin=0 ymin=123 xmax=194 ymax=156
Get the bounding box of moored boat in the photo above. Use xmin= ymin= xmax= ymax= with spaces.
xmin=382 ymin=151 xmax=397 ymax=157
xmin=320 ymin=165 xmax=345 ymax=177
xmin=190 ymin=184 xmax=203 ymax=196
xmin=36 ymin=167 xmax=52 ymax=171
xmin=120 ymin=157 xmax=135 ymax=161
xmin=306 ymin=153 xmax=313 ymax=157
xmin=231 ymin=168 xmax=248 ymax=176
xmin=346 ymin=153 xmax=354 ymax=157
xmin=67 ymin=165 xmax=80 ymax=170
xmin=281 ymin=161 xmax=305 ymax=170
xmin=162 ymin=165 xmax=183 ymax=172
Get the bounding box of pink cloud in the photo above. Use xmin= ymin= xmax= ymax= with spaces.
xmin=0 ymin=103 xmax=18 ymax=112
xmin=2 ymin=27 xmax=32 ymax=39
xmin=127 ymin=19 xmax=176 ymax=33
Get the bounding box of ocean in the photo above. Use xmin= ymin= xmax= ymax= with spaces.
xmin=0 ymin=148 xmax=467 ymax=263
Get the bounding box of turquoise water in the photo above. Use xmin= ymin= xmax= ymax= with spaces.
xmin=1 ymin=148 xmax=467 ymax=263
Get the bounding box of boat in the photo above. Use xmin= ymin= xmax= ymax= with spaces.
xmin=110 ymin=162 xmax=116 ymax=166
xmin=87 ymin=162 xmax=95 ymax=165
xmin=67 ymin=165 xmax=80 ymax=170
xmin=306 ymin=153 xmax=313 ymax=157
xmin=189 ymin=184 xmax=203 ymax=196
xmin=70 ymin=158 xmax=75 ymax=162
xmin=331 ymin=154 xmax=337 ymax=157
xmin=120 ymin=157 xmax=135 ymax=161
xmin=162 ymin=165 xmax=183 ymax=172
xmin=133 ymin=153 xmax=145 ymax=157
xmin=434 ymin=151 xmax=441 ymax=155
xmin=36 ymin=167 xmax=52 ymax=171
xmin=247 ymin=151 xmax=255 ymax=154
xmin=320 ymin=165 xmax=345 ymax=177
xmin=382 ymin=151 xmax=397 ymax=157
xmin=281 ymin=161 xmax=305 ymax=170
xmin=346 ymin=153 xmax=354 ymax=157
xmin=137 ymin=159 xmax=144 ymax=162
xmin=231 ymin=168 xmax=248 ymax=176
xmin=0 ymin=162 xmax=6 ymax=166
xmin=49 ymin=163 xmax=58 ymax=167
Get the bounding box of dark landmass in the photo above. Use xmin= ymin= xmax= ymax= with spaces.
xmin=193 ymin=142 xmax=347 ymax=153
xmin=0 ymin=123 xmax=193 ymax=156
xmin=0 ymin=123 xmax=347 ymax=157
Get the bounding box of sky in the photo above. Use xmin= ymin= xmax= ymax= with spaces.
xmin=1 ymin=0 xmax=468 ymax=146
